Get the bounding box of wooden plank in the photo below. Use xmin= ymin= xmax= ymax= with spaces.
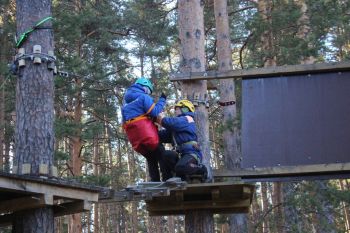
xmin=211 ymin=188 xmax=220 ymax=200
xmin=242 ymin=186 xmax=252 ymax=199
xmin=147 ymin=199 xmax=251 ymax=211
xmin=175 ymin=190 xmax=184 ymax=202
xmin=0 ymin=200 xmax=92 ymax=227
xmin=0 ymin=175 xmax=99 ymax=202
xmin=0 ymin=214 xmax=12 ymax=227
xmin=0 ymin=172 xmax=102 ymax=192
xmin=170 ymin=61 xmax=350 ymax=81
xmin=54 ymin=200 xmax=91 ymax=217
xmin=147 ymin=199 xmax=251 ymax=215
xmin=148 ymin=207 xmax=250 ymax=216
xmin=0 ymin=194 xmax=52 ymax=213
xmin=213 ymin=162 xmax=350 ymax=178
xmin=145 ymin=182 xmax=255 ymax=215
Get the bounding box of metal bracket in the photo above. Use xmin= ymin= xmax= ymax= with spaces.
xmin=99 ymin=177 xmax=187 ymax=202
xmin=191 ymin=92 xmax=210 ymax=108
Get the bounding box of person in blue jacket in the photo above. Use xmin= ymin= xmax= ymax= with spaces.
xmin=156 ymin=100 xmax=208 ymax=181
xmin=122 ymin=77 xmax=171 ymax=181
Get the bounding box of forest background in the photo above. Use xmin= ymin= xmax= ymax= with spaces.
xmin=0 ymin=0 xmax=350 ymax=232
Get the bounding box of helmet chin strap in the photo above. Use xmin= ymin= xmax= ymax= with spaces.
xmin=143 ymin=86 xmax=151 ymax=95
xmin=181 ymin=107 xmax=189 ymax=113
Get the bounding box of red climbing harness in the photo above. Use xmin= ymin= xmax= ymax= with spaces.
xmin=123 ymin=103 xmax=159 ymax=155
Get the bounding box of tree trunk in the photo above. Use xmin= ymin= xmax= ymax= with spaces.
xmin=93 ymin=136 xmax=100 ymax=233
xmin=340 ymin=180 xmax=350 ymax=232
xmin=168 ymin=216 xmax=175 ymax=233
xmin=14 ymin=0 xmax=55 ymax=232
xmin=0 ymin=72 xmax=4 ymax=170
xmin=68 ymin=76 xmax=83 ymax=233
xmin=127 ymin=149 xmax=138 ymax=233
xmin=249 ymin=192 xmax=262 ymax=233
xmin=70 ymin=77 xmax=83 ymax=177
xmin=185 ymin=211 xmax=214 ymax=232
xmin=178 ymin=1 xmax=213 ymax=232
xmin=214 ymin=0 xmax=240 ymax=168
xmin=213 ymin=0 xmax=247 ymax=231
xmin=4 ymin=137 xmax=10 ymax=172
xmin=140 ymin=45 xmax=145 ymax=77
xmin=257 ymin=0 xmax=276 ymax=67
xmin=13 ymin=207 xmax=54 ymax=233
xmin=272 ymin=182 xmax=284 ymax=233
xmin=68 ymin=1 xmax=83 ymax=231
xmin=261 ymin=182 xmax=269 ymax=233
xmin=0 ymin=20 xmax=6 ymax=170
xmin=295 ymin=0 xmax=315 ymax=64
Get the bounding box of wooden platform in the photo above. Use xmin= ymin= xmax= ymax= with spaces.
xmin=0 ymin=172 xmax=101 ymax=226
xmin=146 ymin=181 xmax=255 ymax=216
xmin=213 ymin=163 xmax=350 ymax=182
xmin=170 ymin=61 xmax=350 ymax=81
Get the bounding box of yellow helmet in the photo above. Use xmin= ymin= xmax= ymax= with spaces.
xmin=175 ymin=100 xmax=195 ymax=112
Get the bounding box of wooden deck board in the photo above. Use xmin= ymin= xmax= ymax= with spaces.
xmin=0 ymin=172 xmax=102 ymax=226
xmin=146 ymin=182 xmax=255 ymax=216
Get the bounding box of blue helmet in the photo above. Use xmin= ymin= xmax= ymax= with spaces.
xmin=135 ymin=77 xmax=153 ymax=93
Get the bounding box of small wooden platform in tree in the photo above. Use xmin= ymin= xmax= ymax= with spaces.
xmin=146 ymin=181 xmax=255 ymax=216
xmin=169 ymin=61 xmax=350 ymax=82
xmin=0 ymin=172 xmax=101 ymax=226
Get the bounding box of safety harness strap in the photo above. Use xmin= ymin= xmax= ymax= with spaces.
xmin=123 ymin=103 xmax=155 ymax=126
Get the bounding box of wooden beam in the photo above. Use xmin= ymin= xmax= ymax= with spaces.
xmin=0 ymin=214 xmax=12 ymax=227
xmin=148 ymin=207 xmax=251 ymax=216
xmin=0 ymin=194 xmax=53 ymax=213
xmin=213 ymin=162 xmax=350 ymax=179
xmin=0 ymin=175 xmax=99 ymax=202
xmin=54 ymin=200 xmax=91 ymax=217
xmin=170 ymin=61 xmax=350 ymax=82
xmin=145 ymin=182 xmax=255 ymax=216
xmin=0 ymin=200 xmax=92 ymax=227
xmin=147 ymin=199 xmax=252 ymax=216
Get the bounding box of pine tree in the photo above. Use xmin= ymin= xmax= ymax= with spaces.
xmin=178 ymin=0 xmax=214 ymax=232
xmin=13 ymin=0 xmax=55 ymax=232
xmin=213 ymin=0 xmax=248 ymax=232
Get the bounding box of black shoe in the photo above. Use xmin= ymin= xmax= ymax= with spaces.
xmin=195 ymin=164 xmax=208 ymax=182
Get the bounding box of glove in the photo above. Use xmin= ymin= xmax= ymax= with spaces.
xmin=156 ymin=112 xmax=165 ymax=125
xmin=161 ymin=92 xmax=167 ymax=99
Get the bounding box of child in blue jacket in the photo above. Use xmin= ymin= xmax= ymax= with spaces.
xmin=157 ymin=100 xmax=208 ymax=181
xmin=122 ymin=77 xmax=171 ymax=181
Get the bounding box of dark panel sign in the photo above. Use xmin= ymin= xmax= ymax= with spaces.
xmin=242 ymin=71 xmax=350 ymax=168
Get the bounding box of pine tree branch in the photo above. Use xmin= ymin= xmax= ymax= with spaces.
xmin=229 ymin=6 xmax=256 ymax=16
xmin=254 ymin=202 xmax=285 ymax=231
xmin=107 ymin=29 xmax=132 ymax=36
xmin=239 ymin=32 xmax=253 ymax=69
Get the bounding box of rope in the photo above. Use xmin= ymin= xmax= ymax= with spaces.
xmin=16 ymin=16 xmax=53 ymax=48
xmin=0 ymin=73 xmax=12 ymax=90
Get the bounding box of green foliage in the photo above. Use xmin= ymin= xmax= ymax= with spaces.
xmin=278 ymin=181 xmax=349 ymax=233
xmin=54 ymin=118 xmax=80 ymax=139
xmin=54 ymin=150 xmax=70 ymax=161
xmin=70 ymin=174 xmax=111 ymax=187
xmin=2 ymin=0 xmax=350 ymax=231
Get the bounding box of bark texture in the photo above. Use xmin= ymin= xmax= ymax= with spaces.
xmin=178 ymin=0 xmax=210 ymax=170
xmin=257 ymin=0 xmax=276 ymax=67
xmin=15 ymin=0 xmax=55 ymax=175
xmin=185 ymin=210 xmax=214 ymax=233
xmin=68 ymin=1 xmax=84 ymax=230
xmin=178 ymin=1 xmax=213 ymax=232
xmin=214 ymin=0 xmax=247 ymax=231
xmin=13 ymin=207 xmax=54 ymax=233
xmin=295 ymin=0 xmax=315 ymax=64
xmin=14 ymin=0 xmax=55 ymax=232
